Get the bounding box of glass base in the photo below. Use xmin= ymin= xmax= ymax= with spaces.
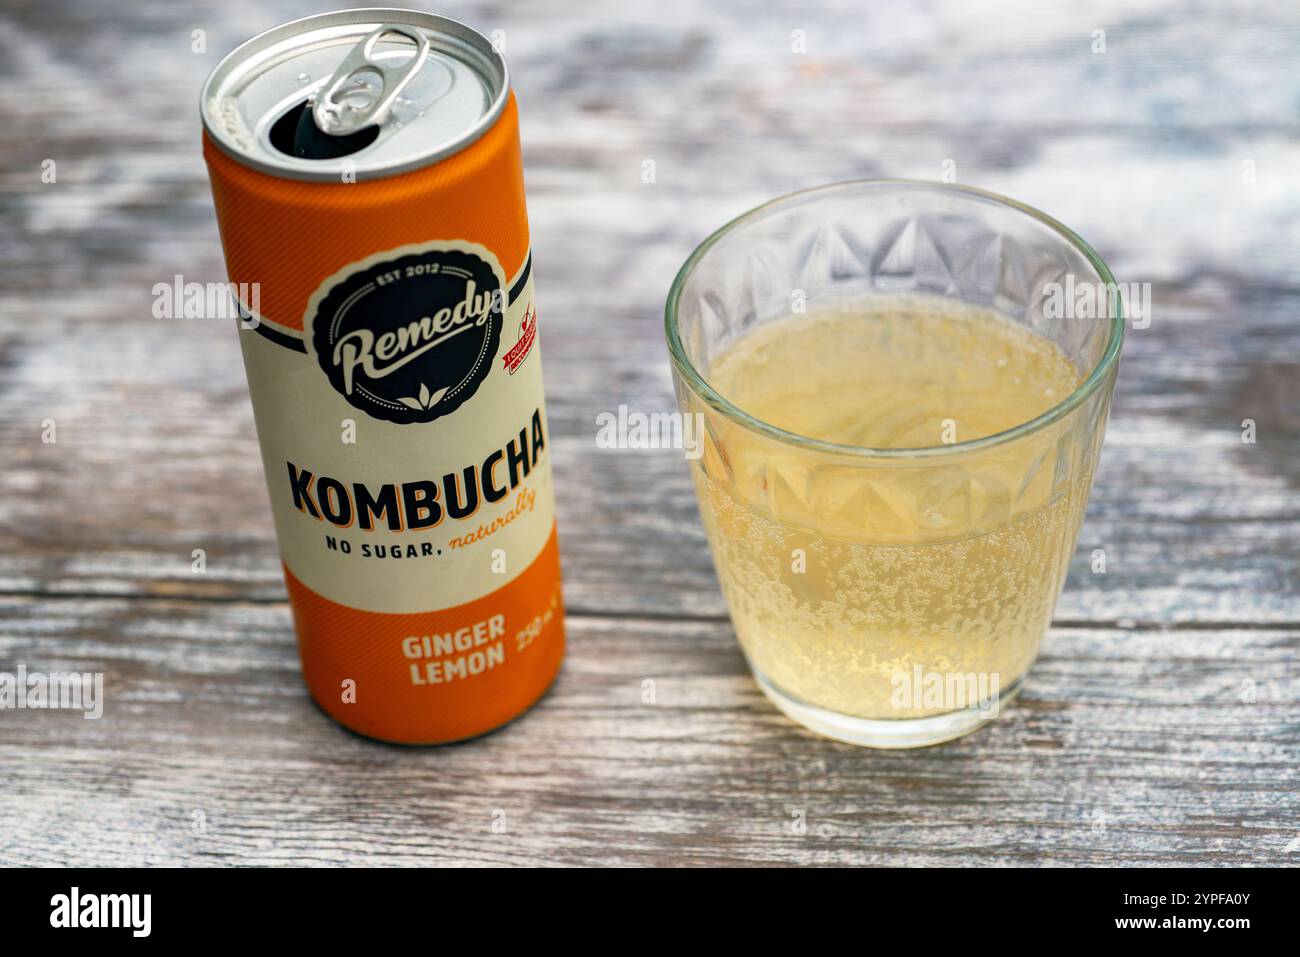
xmin=752 ymin=669 xmax=1026 ymax=749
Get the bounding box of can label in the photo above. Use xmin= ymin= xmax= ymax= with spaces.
xmin=235 ymin=238 xmax=561 ymax=742
xmin=242 ymin=237 xmax=550 ymax=606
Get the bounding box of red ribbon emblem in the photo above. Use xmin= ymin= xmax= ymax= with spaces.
xmin=501 ymin=304 xmax=537 ymax=374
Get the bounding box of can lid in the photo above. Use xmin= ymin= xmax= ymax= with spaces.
xmin=201 ymin=9 xmax=508 ymax=182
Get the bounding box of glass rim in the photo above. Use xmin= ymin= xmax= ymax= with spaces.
xmin=664 ymin=178 xmax=1126 ymax=461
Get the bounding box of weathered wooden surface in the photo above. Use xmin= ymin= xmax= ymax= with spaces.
xmin=0 ymin=0 xmax=1296 ymax=865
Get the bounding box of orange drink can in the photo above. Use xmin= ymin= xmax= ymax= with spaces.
xmin=201 ymin=10 xmax=564 ymax=743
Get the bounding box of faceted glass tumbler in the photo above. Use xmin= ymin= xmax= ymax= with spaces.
xmin=665 ymin=180 xmax=1123 ymax=748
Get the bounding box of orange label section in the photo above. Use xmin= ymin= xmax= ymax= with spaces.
xmin=203 ymin=93 xmax=531 ymax=332
xmin=285 ymin=523 xmax=565 ymax=744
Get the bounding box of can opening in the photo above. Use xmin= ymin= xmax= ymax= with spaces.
xmin=201 ymin=11 xmax=509 ymax=181
xmin=269 ymin=100 xmax=380 ymax=160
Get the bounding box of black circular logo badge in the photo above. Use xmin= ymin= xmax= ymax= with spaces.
xmin=308 ymin=246 xmax=504 ymax=425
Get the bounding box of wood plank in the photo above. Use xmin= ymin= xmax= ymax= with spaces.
xmin=0 ymin=597 xmax=1293 ymax=866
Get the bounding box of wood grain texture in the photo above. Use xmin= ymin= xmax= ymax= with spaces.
xmin=0 ymin=0 xmax=1296 ymax=865
xmin=0 ymin=599 xmax=1294 ymax=866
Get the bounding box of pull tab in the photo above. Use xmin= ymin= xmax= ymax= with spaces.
xmin=313 ymin=25 xmax=430 ymax=136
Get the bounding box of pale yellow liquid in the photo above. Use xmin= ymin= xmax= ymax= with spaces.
xmin=694 ymin=300 xmax=1094 ymax=720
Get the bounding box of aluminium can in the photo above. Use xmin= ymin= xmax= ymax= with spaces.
xmin=201 ymin=9 xmax=564 ymax=743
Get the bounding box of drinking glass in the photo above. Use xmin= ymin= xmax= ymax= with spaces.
xmin=665 ymin=180 xmax=1123 ymax=747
